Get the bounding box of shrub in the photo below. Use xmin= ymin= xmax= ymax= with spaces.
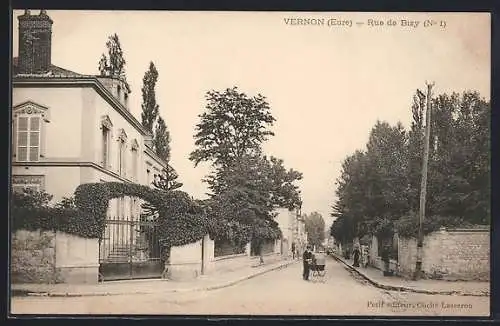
xmin=395 ymin=212 xmax=473 ymax=238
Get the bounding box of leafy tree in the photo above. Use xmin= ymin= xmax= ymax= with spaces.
xmin=331 ymin=121 xmax=408 ymax=241
xmin=141 ymin=62 xmax=160 ymax=134
xmin=191 ymin=87 xmax=302 ymax=244
xmin=364 ymin=121 xmax=409 ymax=222
xmin=406 ymin=89 xmax=426 ymax=212
xmin=331 ymin=150 xmax=369 ymax=237
xmin=98 ymin=33 xmax=126 ymax=80
xmin=332 ymin=88 xmax=490 ymax=243
xmin=207 ymin=154 xmax=302 ymax=211
xmin=330 ymin=216 xmax=354 ymax=246
xmin=207 ymin=154 xmax=302 ymax=235
xmin=304 ymin=212 xmax=325 ymax=247
xmin=153 ymin=116 xmax=171 ymax=162
xmin=189 ymin=87 xmax=275 ymax=168
xmin=425 ymin=91 xmax=490 ymax=224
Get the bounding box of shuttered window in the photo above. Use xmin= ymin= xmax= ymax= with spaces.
xmin=16 ymin=115 xmax=41 ymax=162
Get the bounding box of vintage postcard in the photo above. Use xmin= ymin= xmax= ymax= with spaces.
xmin=10 ymin=10 xmax=490 ymax=317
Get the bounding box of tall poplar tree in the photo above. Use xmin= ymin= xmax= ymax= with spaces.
xmin=141 ymin=61 xmax=160 ymax=134
xmin=153 ymin=116 xmax=170 ymax=162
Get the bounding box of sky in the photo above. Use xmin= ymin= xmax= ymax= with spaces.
xmin=12 ymin=10 xmax=490 ymax=228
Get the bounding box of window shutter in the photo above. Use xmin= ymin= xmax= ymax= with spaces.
xmin=12 ymin=118 xmax=17 ymax=159
xmin=108 ymin=131 xmax=113 ymax=171
xmin=122 ymin=143 xmax=127 ymax=177
xmin=40 ymin=118 xmax=48 ymax=158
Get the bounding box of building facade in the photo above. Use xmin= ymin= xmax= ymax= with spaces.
xmin=275 ymin=208 xmax=307 ymax=257
xmin=11 ymin=10 xmax=169 ymax=281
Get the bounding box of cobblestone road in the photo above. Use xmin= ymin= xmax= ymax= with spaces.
xmin=10 ymin=257 xmax=489 ymax=316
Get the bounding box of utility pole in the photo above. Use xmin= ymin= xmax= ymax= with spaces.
xmin=414 ymin=81 xmax=434 ymax=280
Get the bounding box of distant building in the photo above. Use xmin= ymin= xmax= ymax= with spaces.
xmin=275 ymin=208 xmax=307 ymax=256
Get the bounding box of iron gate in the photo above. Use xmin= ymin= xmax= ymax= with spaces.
xmin=99 ymin=203 xmax=164 ymax=281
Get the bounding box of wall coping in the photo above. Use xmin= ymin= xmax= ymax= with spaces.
xmin=213 ymin=253 xmax=247 ymax=262
xmin=57 ymin=264 xmax=100 ymax=268
xmin=444 ymin=228 xmax=490 ymax=233
xmin=167 ymin=262 xmax=201 ymax=266
xmin=250 ymin=252 xmax=279 ymax=259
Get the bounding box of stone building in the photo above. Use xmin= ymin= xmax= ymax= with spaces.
xmin=11 ymin=10 xmax=169 ymax=282
xmin=275 ymin=208 xmax=307 ymax=257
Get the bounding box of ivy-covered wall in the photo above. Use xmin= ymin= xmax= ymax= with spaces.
xmin=11 ymin=230 xmax=61 ymax=284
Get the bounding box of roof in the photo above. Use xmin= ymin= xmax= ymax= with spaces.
xmin=12 ymin=57 xmax=91 ymax=78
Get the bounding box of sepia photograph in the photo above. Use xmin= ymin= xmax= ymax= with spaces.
xmin=9 ymin=9 xmax=491 ymax=317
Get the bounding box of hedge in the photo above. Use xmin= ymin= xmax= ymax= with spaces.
xmin=12 ymin=182 xmax=283 ymax=247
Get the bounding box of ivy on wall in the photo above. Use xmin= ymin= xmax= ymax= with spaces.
xmin=11 ymin=188 xmax=101 ymax=238
xmin=12 ymin=182 xmax=282 ymax=247
xmin=74 ymin=182 xmax=210 ymax=246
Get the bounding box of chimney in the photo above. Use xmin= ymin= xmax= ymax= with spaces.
xmin=18 ymin=9 xmax=53 ymax=74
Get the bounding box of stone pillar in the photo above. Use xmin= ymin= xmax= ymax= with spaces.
xmin=167 ymin=238 xmax=203 ymax=281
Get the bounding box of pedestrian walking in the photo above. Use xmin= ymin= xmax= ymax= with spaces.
xmin=302 ymin=246 xmax=313 ymax=281
xmin=361 ymin=245 xmax=369 ymax=268
xmin=352 ymin=245 xmax=361 ymax=267
xmin=291 ymin=242 xmax=296 ymax=259
xmin=381 ymin=245 xmax=391 ymax=276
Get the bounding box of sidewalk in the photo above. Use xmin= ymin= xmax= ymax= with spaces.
xmin=12 ymin=258 xmax=298 ymax=297
xmin=331 ymin=254 xmax=490 ymax=297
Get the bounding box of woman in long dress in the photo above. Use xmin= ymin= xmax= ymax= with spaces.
xmin=353 ymin=245 xmax=361 ymax=267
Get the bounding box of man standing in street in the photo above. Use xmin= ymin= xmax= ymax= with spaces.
xmin=302 ymin=246 xmax=312 ymax=280
xmin=291 ymin=242 xmax=296 ymax=259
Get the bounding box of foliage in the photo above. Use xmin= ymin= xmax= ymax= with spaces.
xmin=152 ymin=165 xmax=183 ymax=192
xmin=304 ymin=212 xmax=326 ymax=247
xmin=395 ymin=212 xmax=472 ymax=238
xmin=190 ymin=87 xmax=302 ymax=244
xmin=189 ymin=87 xmax=275 ymax=168
xmin=153 ymin=116 xmax=171 ymax=162
xmin=74 ymin=182 xmax=209 ymax=246
xmin=11 ymin=182 xmax=211 ymax=247
xmin=330 ymin=216 xmax=353 ymax=245
xmin=141 ymin=164 xmax=183 ymax=224
xmin=141 ymin=61 xmax=160 ymax=134
xmin=203 ymin=154 xmax=300 ymax=242
xmin=330 ymin=89 xmax=490 ymax=242
xmin=208 ymin=155 xmax=302 ymax=211
xmin=11 ymin=188 xmax=53 ymax=209
xmin=10 ymin=189 xmax=100 ymax=238
xmin=98 ymin=33 xmax=127 ymax=82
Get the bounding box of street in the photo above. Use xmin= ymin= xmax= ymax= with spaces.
xmin=10 ymin=257 xmax=489 ymax=316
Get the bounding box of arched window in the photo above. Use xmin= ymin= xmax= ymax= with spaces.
xmin=131 ymin=139 xmax=139 ymax=181
xmin=100 ymin=115 xmax=113 ymax=168
xmin=117 ymin=129 xmax=128 ymax=177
